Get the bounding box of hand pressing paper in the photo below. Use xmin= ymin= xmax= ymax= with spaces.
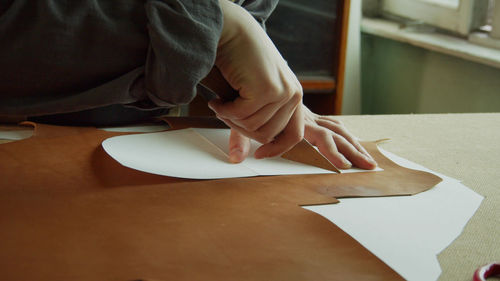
xmin=102 ymin=128 xmax=382 ymax=179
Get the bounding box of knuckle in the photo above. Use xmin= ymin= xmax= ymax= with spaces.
xmin=289 ymin=130 xmax=303 ymax=144
xmin=263 ymin=136 xmax=275 ymax=144
xmin=282 ymin=83 xmax=294 ymax=98
xmin=296 ymin=80 xmax=303 ymax=94
xmin=256 ymin=132 xmax=274 ymax=144
xmin=293 ymin=80 xmax=303 ymax=98
xmin=231 ymin=110 xmax=248 ymax=120
xmin=263 ymin=82 xmax=283 ymax=98
xmin=290 ymin=89 xmax=302 ymax=106
xmin=251 ymin=130 xmax=265 ymax=143
xmin=332 ymin=133 xmax=348 ymax=144
xmin=248 ymin=122 xmax=263 ymax=132
xmin=326 ymin=118 xmax=342 ymax=126
xmin=317 ymin=128 xmax=331 ymax=141
xmin=335 ymin=120 xmax=344 ymax=127
xmin=263 ymin=80 xmax=303 ymax=105
xmin=240 ymin=120 xmax=260 ymax=132
xmin=284 ymin=83 xmax=302 ymax=102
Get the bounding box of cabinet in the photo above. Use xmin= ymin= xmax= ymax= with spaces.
xmin=267 ymin=0 xmax=350 ymax=115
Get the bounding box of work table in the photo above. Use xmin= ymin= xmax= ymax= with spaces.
xmin=1 ymin=113 xmax=498 ymax=281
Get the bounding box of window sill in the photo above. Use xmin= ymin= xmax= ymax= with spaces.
xmin=361 ymin=17 xmax=500 ymax=69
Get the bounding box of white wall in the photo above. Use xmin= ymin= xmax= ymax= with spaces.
xmin=342 ymin=0 xmax=363 ymax=115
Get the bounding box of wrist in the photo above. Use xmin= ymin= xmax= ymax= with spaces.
xmin=217 ymin=0 xmax=257 ymax=49
xmin=219 ymin=0 xmax=244 ymax=46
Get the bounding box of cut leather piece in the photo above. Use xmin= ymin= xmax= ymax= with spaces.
xmin=163 ymin=116 xmax=339 ymax=173
xmin=163 ymin=117 xmax=441 ymax=199
xmin=0 ymin=122 xmax=441 ymax=280
xmin=281 ymin=138 xmax=340 ymax=173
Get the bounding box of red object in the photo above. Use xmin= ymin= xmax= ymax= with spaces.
xmin=473 ymin=263 xmax=500 ymax=281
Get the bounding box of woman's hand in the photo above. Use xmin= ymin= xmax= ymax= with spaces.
xmin=209 ymin=0 xmax=304 ymax=160
xmin=301 ymin=106 xmax=377 ymax=169
xmin=228 ymin=105 xmax=378 ymax=170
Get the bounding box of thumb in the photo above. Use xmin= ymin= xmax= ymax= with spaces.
xmin=228 ymin=129 xmax=251 ymax=163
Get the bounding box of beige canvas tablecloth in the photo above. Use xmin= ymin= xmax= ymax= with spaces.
xmin=336 ymin=113 xmax=500 ymax=281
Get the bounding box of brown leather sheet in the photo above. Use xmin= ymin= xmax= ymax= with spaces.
xmin=0 ymin=121 xmax=442 ymax=280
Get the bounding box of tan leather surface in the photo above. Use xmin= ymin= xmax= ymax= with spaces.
xmin=281 ymin=138 xmax=341 ymax=173
xmin=0 ymin=121 xmax=441 ymax=280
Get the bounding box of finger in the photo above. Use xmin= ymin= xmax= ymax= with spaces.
xmin=316 ymin=118 xmax=362 ymax=149
xmin=331 ymin=133 xmax=377 ymax=170
xmin=216 ymin=94 xmax=300 ymax=145
xmin=209 ymin=89 xmax=294 ymax=133
xmin=218 ymin=115 xmax=281 ymax=145
xmin=227 ymin=101 xmax=281 ymax=132
xmin=208 ymin=76 xmax=300 ymax=123
xmin=228 ymin=129 xmax=251 ymax=163
xmin=254 ymin=105 xmax=304 ymax=159
xmin=316 ymin=118 xmax=375 ymax=162
xmin=306 ymin=122 xmax=377 ymax=170
xmin=305 ymin=126 xmax=352 ymax=169
xmin=249 ymin=94 xmax=301 ymax=144
xmin=208 ymin=95 xmax=268 ymax=121
xmin=216 ymin=116 xmax=259 ymax=142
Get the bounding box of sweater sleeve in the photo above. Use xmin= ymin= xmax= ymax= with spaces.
xmin=143 ymin=0 xmax=223 ymax=107
xmin=143 ymin=0 xmax=278 ymax=107
xmin=0 ymin=0 xmax=223 ymax=116
xmin=0 ymin=0 xmax=277 ymax=117
xmin=237 ymin=0 xmax=279 ymax=27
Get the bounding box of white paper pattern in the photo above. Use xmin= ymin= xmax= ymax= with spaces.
xmin=0 ymin=130 xmax=33 ymax=140
xmin=102 ymin=128 xmax=381 ymax=179
xmin=304 ymin=148 xmax=483 ymax=281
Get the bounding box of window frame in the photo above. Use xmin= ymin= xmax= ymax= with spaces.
xmin=380 ymin=0 xmax=489 ymax=35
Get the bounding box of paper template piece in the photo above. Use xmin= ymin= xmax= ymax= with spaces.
xmin=0 ymin=124 xmax=169 ymax=141
xmin=304 ymin=148 xmax=483 ymax=281
xmin=99 ymin=124 xmax=170 ymax=133
xmin=0 ymin=130 xmax=33 ymax=141
xmin=102 ymin=128 xmax=381 ymax=179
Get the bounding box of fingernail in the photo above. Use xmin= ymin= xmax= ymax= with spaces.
xmin=229 ymin=148 xmax=244 ymax=163
xmin=365 ymin=154 xmax=377 ymax=164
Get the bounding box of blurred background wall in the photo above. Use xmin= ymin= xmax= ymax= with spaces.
xmin=361 ymin=34 xmax=500 ymax=114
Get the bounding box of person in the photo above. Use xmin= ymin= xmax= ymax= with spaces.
xmin=0 ymin=0 xmax=377 ymax=169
